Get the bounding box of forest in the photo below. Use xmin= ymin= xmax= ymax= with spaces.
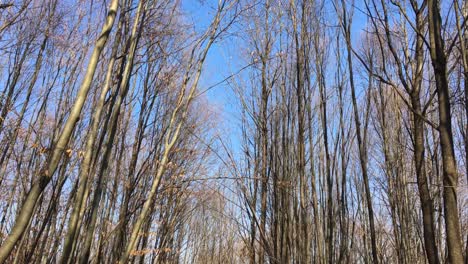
xmin=0 ymin=0 xmax=466 ymax=263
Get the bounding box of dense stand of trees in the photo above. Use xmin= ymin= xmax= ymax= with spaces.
xmin=233 ymin=0 xmax=467 ymax=263
xmin=0 ymin=0 xmax=466 ymax=263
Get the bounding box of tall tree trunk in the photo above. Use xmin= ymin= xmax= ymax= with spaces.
xmin=0 ymin=0 xmax=119 ymax=262
xmin=454 ymin=2 xmax=468 ymax=261
xmin=408 ymin=8 xmax=440 ymax=264
xmin=60 ymin=8 xmax=123 ymax=263
xmin=118 ymin=3 xmax=223 ymax=261
xmin=427 ymin=0 xmax=464 ymax=263
xmin=340 ymin=8 xmax=379 ymax=263
xmin=79 ymin=2 xmax=145 ymax=262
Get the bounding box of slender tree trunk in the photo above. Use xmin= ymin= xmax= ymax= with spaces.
xmin=307 ymin=86 xmax=324 ymax=264
xmin=79 ymin=2 xmax=145 ymax=262
xmin=60 ymin=9 xmax=123 ymax=263
xmin=454 ymin=2 xmax=468 ymax=262
xmin=258 ymin=11 xmax=271 ymax=260
xmin=118 ymin=5 xmax=222 ymax=261
xmin=342 ymin=18 xmax=379 ymax=264
xmin=427 ymin=0 xmax=464 ymax=263
xmin=0 ymin=1 xmax=119 ymax=262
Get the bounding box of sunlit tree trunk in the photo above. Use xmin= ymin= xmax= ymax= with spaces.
xmin=0 ymin=0 xmax=119 ymax=262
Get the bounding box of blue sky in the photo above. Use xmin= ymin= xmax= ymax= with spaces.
xmin=179 ymin=0 xmax=370 ymax=160
xmin=181 ymin=1 xmax=246 ymax=157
